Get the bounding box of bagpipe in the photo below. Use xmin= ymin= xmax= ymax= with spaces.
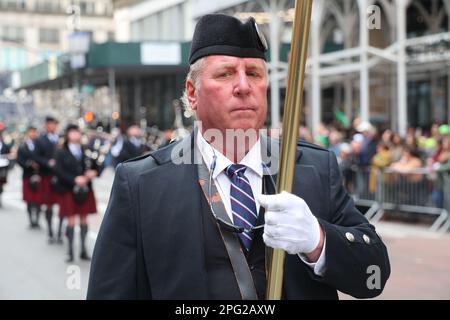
xmin=71 ymin=134 xmax=107 ymax=204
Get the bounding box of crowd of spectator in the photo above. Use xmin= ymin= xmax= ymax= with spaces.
xmin=297 ymin=119 xmax=450 ymax=208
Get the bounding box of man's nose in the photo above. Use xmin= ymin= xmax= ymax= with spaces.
xmin=233 ymin=72 xmax=251 ymax=97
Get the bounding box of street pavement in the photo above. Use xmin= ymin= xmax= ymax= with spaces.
xmin=0 ymin=166 xmax=113 ymax=300
xmin=1 ymin=165 xmax=450 ymax=300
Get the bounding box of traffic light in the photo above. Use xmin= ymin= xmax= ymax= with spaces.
xmin=84 ymin=111 xmax=94 ymax=123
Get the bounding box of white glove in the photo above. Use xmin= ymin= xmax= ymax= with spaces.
xmin=258 ymin=191 xmax=321 ymax=255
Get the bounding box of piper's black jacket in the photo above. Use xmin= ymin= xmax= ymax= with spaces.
xmin=88 ymin=134 xmax=390 ymax=299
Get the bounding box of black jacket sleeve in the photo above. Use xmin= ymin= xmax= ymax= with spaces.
xmin=310 ymin=151 xmax=390 ymax=299
xmin=53 ymin=150 xmax=77 ymax=188
xmin=33 ymin=139 xmax=46 ymax=166
xmin=87 ymin=163 xmax=138 ymax=299
xmin=17 ymin=146 xmax=32 ymax=169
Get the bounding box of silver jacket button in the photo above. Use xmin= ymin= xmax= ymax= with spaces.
xmin=363 ymin=234 xmax=371 ymax=244
xmin=345 ymin=232 xmax=355 ymax=242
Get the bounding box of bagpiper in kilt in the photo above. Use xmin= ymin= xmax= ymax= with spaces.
xmin=53 ymin=124 xmax=103 ymax=263
xmin=17 ymin=126 xmax=41 ymax=228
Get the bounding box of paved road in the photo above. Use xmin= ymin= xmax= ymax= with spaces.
xmin=0 ymin=166 xmax=113 ymax=300
xmin=1 ymin=165 xmax=450 ymax=300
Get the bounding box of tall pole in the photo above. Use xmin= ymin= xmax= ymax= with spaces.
xmin=358 ymin=0 xmax=370 ymax=123
xmin=269 ymin=0 xmax=281 ymax=129
xmin=266 ymin=0 xmax=313 ymax=300
xmin=397 ymin=0 xmax=408 ymax=137
xmin=311 ymin=0 xmax=321 ymax=138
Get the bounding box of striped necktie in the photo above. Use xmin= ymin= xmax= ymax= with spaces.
xmin=225 ymin=164 xmax=258 ymax=251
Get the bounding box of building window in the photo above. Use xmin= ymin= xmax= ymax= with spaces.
xmin=95 ymin=2 xmax=106 ymax=16
xmin=107 ymin=31 xmax=115 ymax=41
xmin=39 ymin=28 xmax=59 ymax=44
xmin=0 ymin=0 xmax=25 ymax=10
xmin=0 ymin=47 xmax=27 ymax=71
xmin=35 ymin=0 xmax=61 ymax=13
xmin=0 ymin=25 xmax=24 ymax=42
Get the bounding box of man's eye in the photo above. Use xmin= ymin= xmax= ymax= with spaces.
xmin=247 ymin=71 xmax=261 ymax=77
xmin=218 ymin=72 xmax=232 ymax=78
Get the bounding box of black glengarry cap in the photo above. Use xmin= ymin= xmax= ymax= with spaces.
xmin=45 ymin=116 xmax=58 ymax=123
xmin=65 ymin=124 xmax=79 ymax=133
xmin=189 ymin=14 xmax=268 ymax=65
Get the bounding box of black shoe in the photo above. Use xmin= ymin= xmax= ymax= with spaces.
xmin=56 ymin=237 xmax=64 ymax=245
xmin=48 ymin=237 xmax=55 ymax=244
xmin=30 ymin=222 xmax=40 ymax=229
xmin=66 ymin=254 xmax=74 ymax=263
xmin=80 ymin=251 xmax=91 ymax=261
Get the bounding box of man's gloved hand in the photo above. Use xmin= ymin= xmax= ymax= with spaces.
xmin=258 ymin=191 xmax=322 ymax=255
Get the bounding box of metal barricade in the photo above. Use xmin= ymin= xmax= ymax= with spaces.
xmin=438 ymin=173 xmax=450 ymax=232
xmin=348 ymin=167 xmax=380 ymax=220
xmin=361 ymin=168 xmax=449 ymax=232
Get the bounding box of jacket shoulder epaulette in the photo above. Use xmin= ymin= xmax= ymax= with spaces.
xmin=297 ymin=139 xmax=328 ymax=152
xmin=123 ymin=152 xmax=154 ymax=164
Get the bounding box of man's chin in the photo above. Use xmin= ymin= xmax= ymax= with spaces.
xmin=227 ymin=120 xmax=263 ymax=131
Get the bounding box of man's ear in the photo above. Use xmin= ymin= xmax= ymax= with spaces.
xmin=186 ymin=79 xmax=198 ymax=111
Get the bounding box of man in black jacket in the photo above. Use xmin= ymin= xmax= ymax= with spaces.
xmin=112 ymin=125 xmax=146 ymax=166
xmin=34 ymin=116 xmax=63 ymax=243
xmin=17 ymin=126 xmax=41 ymax=228
xmin=88 ymin=14 xmax=390 ymax=300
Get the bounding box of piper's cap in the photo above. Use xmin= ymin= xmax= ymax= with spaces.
xmin=45 ymin=116 xmax=58 ymax=123
xmin=65 ymin=124 xmax=79 ymax=133
xmin=189 ymin=14 xmax=268 ymax=65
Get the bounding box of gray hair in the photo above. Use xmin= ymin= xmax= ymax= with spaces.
xmin=181 ymin=57 xmax=206 ymax=115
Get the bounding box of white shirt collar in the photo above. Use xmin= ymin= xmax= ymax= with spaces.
xmin=196 ymin=131 xmax=263 ymax=180
xmin=47 ymin=133 xmax=58 ymax=143
xmin=68 ymin=143 xmax=82 ymax=157
xmin=26 ymin=139 xmax=35 ymax=150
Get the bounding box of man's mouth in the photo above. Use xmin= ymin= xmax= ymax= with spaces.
xmin=232 ymin=106 xmax=256 ymax=112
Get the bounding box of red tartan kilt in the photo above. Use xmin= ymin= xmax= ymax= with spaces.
xmin=39 ymin=175 xmax=58 ymax=206
xmin=58 ymin=190 xmax=97 ymax=218
xmin=22 ymin=178 xmax=41 ymax=203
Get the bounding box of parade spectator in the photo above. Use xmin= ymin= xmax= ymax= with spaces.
xmin=328 ymin=130 xmax=343 ymax=160
xmin=381 ymin=129 xmax=393 ymax=148
xmin=390 ymin=146 xmax=423 ymax=174
xmin=355 ymin=121 xmax=378 ymax=168
xmin=369 ymin=143 xmax=392 ymax=193
xmin=338 ymin=142 xmax=354 ymax=192
xmin=390 ymin=133 xmax=404 ymax=163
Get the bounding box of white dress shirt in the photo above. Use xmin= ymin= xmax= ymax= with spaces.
xmin=68 ymin=143 xmax=83 ymax=161
xmin=197 ymin=131 xmax=263 ymax=222
xmin=196 ymin=131 xmax=326 ymax=276
xmin=26 ymin=139 xmax=35 ymax=152
xmin=47 ymin=133 xmax=59 ymax=144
